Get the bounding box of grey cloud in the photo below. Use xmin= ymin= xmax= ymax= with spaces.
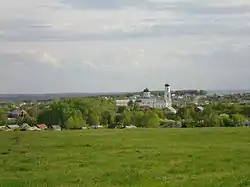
xmin=187 ymin=5 xmax=250 ymax=15
xmin=0 ymin=50 xmax=61 ymax=68
xmin=0 ymin=52 xmax=84 ymax=93
xmin=30 ymin=25 xmax=53 ymax=28
xmin=0 ymin=30 xmax=124 ymax=42
xmin=0 ymin=19 xmax=55 ymax=42
xmin=2 ymin=20 xmax=250 ymax=42
xmin=153 ymin=45 xmax=250 ymax=90
xmin=1 ymin=0 xmax=250 ymax=43
xmin=0 ymin=52 xmax=39 ymax=68
xmin=1 ymin=40 xmax=250 ymax=93
xmin=191 ymin=46 xmax=250 ymax=71
xmin=151 ymin=2 xmax=250 ymax=15
xmin=0 ymin=51 xmax=62 ymax=93
xmin=161 ymin=42 xmax=250 ymax=71
xmin=60 ymin=0 xmax=250 ymax=15
xmin=147 ymin=22 xmax=250 ymax=37
xmin=0 ymin=44 xmax=161 ymax=93
xmin=0 ymin=19 xmax=47 ymax=31
xmin=60 ymin=0 xmax=148 ymax=9
xmin=0 ymin=53 xmax=141 ymax=93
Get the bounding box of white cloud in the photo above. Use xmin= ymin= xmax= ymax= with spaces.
xmin=40 ymin=52 xmax=61 ymax=68
xmin=0 ymin=49 xmax=62 ymax=68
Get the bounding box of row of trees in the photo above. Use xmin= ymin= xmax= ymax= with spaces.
xmin=36 ymin=99 xmax=165 ymax=129
xmin=173 ymin=103 xmax=250 ymax=128
xmin=0 ymin=98 xmax=250 ymax=129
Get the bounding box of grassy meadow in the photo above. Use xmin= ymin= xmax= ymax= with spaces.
xmin=1 ymin=128 xmax=250 ymax=187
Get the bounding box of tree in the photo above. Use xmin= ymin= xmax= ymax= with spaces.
xmin=121 ymin=110 xmax=132 ymax=126
xmin=50 ymin=101 xmax=74 ymax=128
xmin=27 ymin=107 xmax=39 ymax=118
xmin=242 ymin=105 xmax=250 ymax=117
xmin=220 ymin=114 xmax=234 ymax=127
xmin=152 ymin=109 xmax=165 ymax=119
xmin=231 ymin=114 xmax=246 ymax=126
xmin=131 ymin=101 xmax=140 ymax=111
xmin=22 ymin=113 xmax=37 ymax=126
xmin=182 ymin=119 xmax=195 ymax=128
xmin=143 ymin=111 xmax=160 ymax=128
xmin=37 ymin=108 xmax=60 ymax=126
xmin=71 ymin=99 xmax=89 ymax=116
xmin=161 ymin=119 xmax=181 ymax=128
xmin=199 ymin=90 xmax=207 ymax=95
xmin=227 ymin=104 xmax=242 ymax=114
xmin=203 ymin=112 xmax=223 ymax=127
xmin=117 ymin=106 xmax=128 ymax=114
xmin=65 ymin=113 xmax=86 ymax=129
xmin=87 ymin=112 xmax=100 ymax=126
xmin=178 ymin=107 xmax=196 ymax=121
xmin=132 ymin=111 xmax=144 ymax=127
xmin=101 ymin=110 xmax=115 ymax=126
xmin=128 ymin=100 xmax=134 ymax=108
xmin=0 ymin=108 xmax=7 ymax=126
xmin=202 ymin=105 xmax=214 ymax=116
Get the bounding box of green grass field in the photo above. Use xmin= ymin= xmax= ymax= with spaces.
xmin=1 ymin=128 xmax=250 ymax=187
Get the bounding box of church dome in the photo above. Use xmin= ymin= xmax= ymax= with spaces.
xmin=165 ymin=84 xmax=170 ymax=87
xmin=143 ymin=88 xmax=150 ymax=92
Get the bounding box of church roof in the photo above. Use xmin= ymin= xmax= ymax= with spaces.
xmin=165 ymin=84 xmax=170 ymax=87
xmin=143 ymin=88 xmax=150 ymax=92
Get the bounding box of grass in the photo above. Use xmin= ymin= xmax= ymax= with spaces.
xmin=1 ymin=128 xmax=250 ymax=187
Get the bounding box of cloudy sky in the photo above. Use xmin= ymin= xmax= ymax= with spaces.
xmin=1 ymin=0 xmax=250 ymax=94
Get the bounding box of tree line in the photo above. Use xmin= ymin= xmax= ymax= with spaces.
xmin=0 ymin=98 xmax=250 ymax=129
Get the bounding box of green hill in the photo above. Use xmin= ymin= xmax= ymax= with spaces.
xmin=1 ymin=128 xmax=250 ymax=187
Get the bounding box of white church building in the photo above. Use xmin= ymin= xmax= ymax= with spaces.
xmin=116 ymin=84 xmax=177 ymax=113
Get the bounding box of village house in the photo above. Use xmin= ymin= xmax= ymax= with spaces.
xmin=7 ymin=124 xmax=20 ymax=131
xmin=52 ymin=125 xmax=62 ymax=131
xmin=125 ymin=125 xmax=137 ymax=129
xmin=0 ymin=126 xmax=8 ymax=131
xmin=90 ymin=125 xmax=104 ymax=129
xmin=36 ymin=124 xmax=48 ymax=130
xmin=116 ymin=99 xmax=133 ymax=107
xmin=28 ymin=126 xmax=41 ymax=131
xmin=7 ymin=110 xmax=26 ymax=120
xmin=20 ymin=123 xmax=31 ymax=131
xmin=244 ymin=121 xmax=250 ymax=127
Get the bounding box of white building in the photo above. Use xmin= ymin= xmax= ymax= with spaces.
xmin=116 ymin=84 xmax=177 ymax=113
xmin=138 ymin=84 xmax=176 ymax=113
xmin=116 ymin=99 xmax=131 ymax=107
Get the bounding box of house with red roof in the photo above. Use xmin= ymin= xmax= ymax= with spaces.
xmin=36 ymin=124 xmax=48 ymax=130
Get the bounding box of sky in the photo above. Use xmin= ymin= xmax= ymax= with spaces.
xmin=1 ymin=0 xmax=250 ymax=94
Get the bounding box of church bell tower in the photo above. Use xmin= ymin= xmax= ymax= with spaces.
xmin=164 ymin=84 xmax=171 ymax=106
